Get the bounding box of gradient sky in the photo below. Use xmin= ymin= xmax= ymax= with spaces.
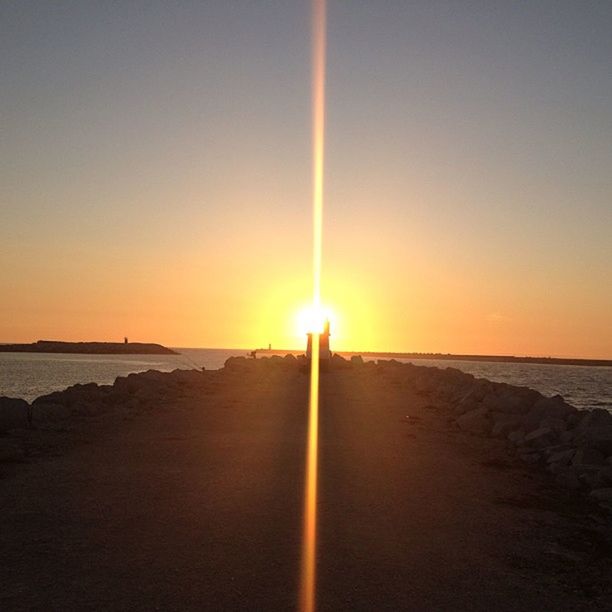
xmin=1 ymin=1 xmax=611 ymax=357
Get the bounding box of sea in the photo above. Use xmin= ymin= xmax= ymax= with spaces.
xmin=0 ymin=349 xmax=610 ymax=411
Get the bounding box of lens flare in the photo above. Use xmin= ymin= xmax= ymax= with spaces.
xmin=296 ymin=305 xmax=335 ymax=337
xmin=300 ymin=1 xmax=326 ymax=612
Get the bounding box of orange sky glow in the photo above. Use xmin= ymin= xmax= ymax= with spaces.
xmin=1 ymin=3 xmax=611 ymax=359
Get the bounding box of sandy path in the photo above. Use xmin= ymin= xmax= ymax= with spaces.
xmin=1 ymin=367 xmax=610 ymax=610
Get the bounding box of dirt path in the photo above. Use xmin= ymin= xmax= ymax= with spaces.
xmin=1 ymin=368 xmax=610 ymax=610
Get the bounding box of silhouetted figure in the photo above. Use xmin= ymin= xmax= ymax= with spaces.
xmin=124 ymin=337 xmax=128 ymax=344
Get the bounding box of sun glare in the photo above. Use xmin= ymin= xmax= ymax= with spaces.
xmin=296 ymin=305 xmax=336 ymax=337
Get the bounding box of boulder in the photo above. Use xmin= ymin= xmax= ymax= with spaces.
xmin=31 ymin=402 xmax=73 ymax=424
xmin=577 ymin=467 xmax=606 ymax=490
xmin=35 ymin=383 xmax=102 ymax=409
xmin=139 ymin=369 xmax=171 ymax=384
xmin=0 ymin=397 xmax=30 ymax=431
xmin=555 ymin=467 xmax=582 ymax=490
xmin=350 ymin=355 xmax=364 ymax=366
xmin=576 ymin=408 xmax=612 ymax=432
xmin=546 ymin=448 xmax=576 ymax=466
xmin=571 ymin=447 xmax=605 ymax=466
xmin=534 ymin=395 xmax=576 ymax=419
xmin=598 ymin=466 xmax=612 ymax=485
xmin=523 ymin=396 xmax=576 ymax=433
xmin=491 ymin=414 xmax=523 ymax=438
xmin=523 ymin=427 xmax=558 ymax=449
xmin=456 ymin=407 xmax=490 ymax=434
xmin=331 ymin=354 xmax=350 ymax=369
xmin=518 ymin=451 xmax=541 ymax=464
xmin=589 ymin=488 xmax=612 ymax=503
xmin=169 ymin=369 xmax=207 ymax=386
xmin=539 ymin=417 xmax=567 ymax=433
xmin=508 ymin=430 xmax=526 ymax=446
xmin=224 ymin=356 xmax=250 ymax=371
xmin=488 ymin=388 xmax=537 ymax=415
xmin=0 ymin=438 xmax=25 ymax=462
xmin=578 ymin=428 xmax=612 ymax=457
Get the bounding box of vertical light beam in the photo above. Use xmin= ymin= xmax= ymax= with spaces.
xmin=311 ymin=0 xmax=326 ymax=310
xmin=301 ymin=337 xmax=319 ymax=612
xmin=300 ymin=2 xmax=326 ymax=612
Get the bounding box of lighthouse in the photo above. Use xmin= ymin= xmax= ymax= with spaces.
xmin=306 ymin=318 xmax=331 ymax=361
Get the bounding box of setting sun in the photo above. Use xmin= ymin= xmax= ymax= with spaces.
xmin=295 ymin=305 xmax=336 ymax=337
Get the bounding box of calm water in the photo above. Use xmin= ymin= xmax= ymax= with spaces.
xmin=0 ymin=349 xmax=246 ymax=402
xmin=0 ymin=349 xmax=610 ymax=411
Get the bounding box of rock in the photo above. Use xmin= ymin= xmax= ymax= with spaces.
xmin=0 ymin=438 xmax=25 ymax=462
xmin=454 ymin=381 xmax=492 ymax=414
xmin=546 ymin=448 xmax=576 ymax=465
xmin=34 ymin=383 xmax=104 ymax=413
xmin=523 ymin=427 xmax=558 ymax=449
xmin=169 ymin=369 xmax=207 ymax=386
xmin=577 ymin=466 xmax=606 ymax=489
xmin=224 ymin=356 xmax=250 ymax=371
xmin=331 ymin=354 xmax=350 ymax=369
xmin=491 ymin=414 xmax=523 ymax=438
xmin=518 ymin=451 xmax=541 ymax=464
xmin=139 ymin=369 xmax=171 ymax=384
xmin=598 ymin=466 xmax=612 ymax=484
xmin=578 ymin=429 xmax=612 ymax=457
xmin=523 ymin=396 xmax=576 ymax=433
xmin=489 ymin=389 xmax=537 ymax=415
xmin=572 ymin=447 xmax=605 ymax=466
xmin=508 ymin=430 xmax=526 ymax=446
xmin=539 ymin=417 xmax=567 ymax=433
xmin=0 ymin=397 xmax=30 ymax=431
xmin=534 ymin=395 xmax=576 ymax=419
xmin=456 ymin=407 xmax=490 ymax=434
xmin=576 ymin=409 xmax=612 ymax=432
xmin=555 ymin=467 xmax=582 ymax=491
xmin=589 ymin=488 xmax=612 ymax=503
xmin=559 ymin=430 xmax=575 ymax=444
xmin=31 ymin=402 xmax=73 ymax=424
xmin=350 ymin=355 xmax=364 ymax=366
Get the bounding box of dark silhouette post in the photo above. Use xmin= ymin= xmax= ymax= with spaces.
xmin=306 ymin=318 xmax=331 ymax=361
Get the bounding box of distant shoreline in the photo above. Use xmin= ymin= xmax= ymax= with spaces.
xmin=255 ymin=349 xmax=612 ymax=368
xmin=0 ymin=340 xmax=178 ymax=355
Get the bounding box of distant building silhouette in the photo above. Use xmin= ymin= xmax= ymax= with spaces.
xmin=306 ymin=319 xmax=331 ymax=360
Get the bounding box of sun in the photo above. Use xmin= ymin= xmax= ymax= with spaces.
xmin=295 ymin=305 xmax=336 ymax=338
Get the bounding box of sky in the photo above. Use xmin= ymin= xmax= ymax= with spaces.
xmin=1 ymin=1 xmax=611 ymax=358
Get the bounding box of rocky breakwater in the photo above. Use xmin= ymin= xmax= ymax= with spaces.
xmin=0 ymin=368 xmax=212 ymax=462
xmin=226 ymin=353 xmax=612 ymax=512
xmin=0 ymin=357 xmax=306 ymax=462
xmin=377 ymin=358 xmax=612 ymax=511
xmin=1 ymin=355 xmax=611 ymax=513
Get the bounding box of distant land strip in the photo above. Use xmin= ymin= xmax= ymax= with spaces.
xmin=0 ymin=340 xmax=178 ymax=355
xmin=255 ymin=349 xmax=611 ymax=368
